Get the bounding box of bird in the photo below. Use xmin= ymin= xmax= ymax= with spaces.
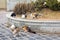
xmin=22 ymin=25 xmax=36 ymax=34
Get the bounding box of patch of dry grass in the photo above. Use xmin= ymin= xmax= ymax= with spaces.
xmin=37 ymin=8 xmax=60 ymax=20
xmin=15 ymin=8 xmax=60 ymax=20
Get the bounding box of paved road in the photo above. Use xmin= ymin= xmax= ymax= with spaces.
xmin=0 ymin=11 xmax=60 ymax=40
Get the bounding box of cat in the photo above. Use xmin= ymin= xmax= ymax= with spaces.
xmin=12 ymin=27 xmax=20 ymax=37
xmin=30 ymin=13 xmax=39 ymax=19
xmin=21 ymin=14 xmax=27 ymax=19
xmin=12 ymin=27 xmax=20 ymax=35
xmin=11 ymin=13 xmax=16 ymax=17
xmin=22 ymin=25 xmax=36 ymax=34
xmin=10 ymin=25 xmax=20 ymax=34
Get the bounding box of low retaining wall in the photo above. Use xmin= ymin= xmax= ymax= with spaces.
xmin=6 ymin=13 xmax=60 ymax=34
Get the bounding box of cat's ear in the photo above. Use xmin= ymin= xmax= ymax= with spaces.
xmin=10 ymin=25 xmax=16 ymax=30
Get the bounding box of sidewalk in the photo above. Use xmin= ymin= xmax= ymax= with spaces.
xmin=0 ymin=11 xmax=60 ymax=40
